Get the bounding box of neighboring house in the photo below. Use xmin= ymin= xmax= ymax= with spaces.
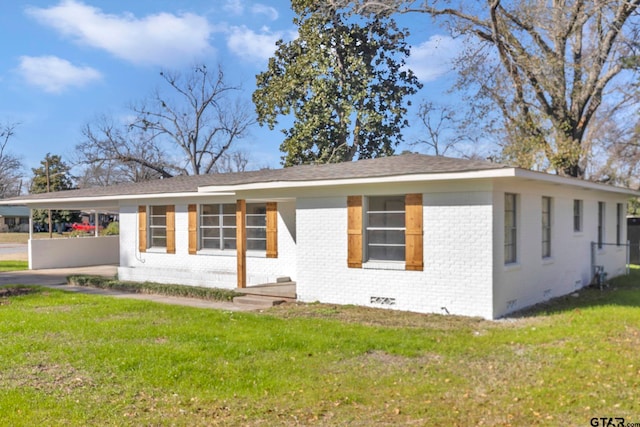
xmin=628 ymin=217 xmax=640 ymax=264
xmin=0 ymin=205 xmax=30 ymax=232
xmin=2 ymin=154 xmax=637 ymax=319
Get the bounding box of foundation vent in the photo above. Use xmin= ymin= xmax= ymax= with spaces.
xmin=370 ymin=296 xmax=396 ymax=306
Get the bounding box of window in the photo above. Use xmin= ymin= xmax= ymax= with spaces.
xmin=200 ymin=204 xmax=236 ymax=250
xmin=542 ymin=196 xmax=552 ymax=258
xmin=198 ymin=203 xmax=266 ymax=251
xmin=149 ymin=205 xmax=167 ymax=248
xmin=598 ymin=201 xmax=605 ymax=249
xmin=246 ymin=203 xmax=267 ymax=251
xmin=616 ymin=203 xmax=623 ymax=246
xmin=366 ymin=195 xmax=406 ymax=262
xmin=504 ymin=193 xmax=517 ymax=264
xmin=573 ymin=199 xmax=583 ymax=232
xmin=348 ymin=194 xmax=423 ymax=270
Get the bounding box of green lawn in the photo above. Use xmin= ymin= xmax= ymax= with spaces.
xmin=0 ymin=271 xmax=639 ymax=425
xmin=0 ymin=260 xmax=28 ymax=271
xmin=0 ymin=232 xmax=69 ymax=244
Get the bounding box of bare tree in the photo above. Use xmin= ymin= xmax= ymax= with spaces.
xmin=412 ymin=102 xmax=470 ymax=156
xmin=586 ymin=101 xmax=640 ymax=187
xmin=131 ymin=64 xmax=255 ymax=175
xmin=210 ymin=151 xmax=249 ymax=174
xmin=334 ymin=0 xmax=640 ymax=178
xmin=0 ymin=123 xmax=24 ymax=198
xmin=76 ymin=115 xmax=174 ymax=183
xmin=76 ymin=64 xmax=255 ymax=182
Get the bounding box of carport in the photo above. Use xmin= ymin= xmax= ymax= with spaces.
xmin=22 ymin=197 xmax=120 ymax=270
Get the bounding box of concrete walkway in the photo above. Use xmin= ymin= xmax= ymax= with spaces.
xmin=0 ymin=265 xmax=267 ymax=312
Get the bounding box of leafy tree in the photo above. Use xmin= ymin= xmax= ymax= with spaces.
xmin=30 ymin=154 xmax=78 ymax=231
xmin=0 ymin=122 xmax=24 ymax=198
xmin=76 ymin=64 xmax=254 ymax=181
xmin=337 ymin=0 xmax=640 ymax=177
xmin=253 ymin=0 xmax=421 ymax=166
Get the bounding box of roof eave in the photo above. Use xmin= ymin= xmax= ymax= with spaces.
xmin=512 ymin=169 xmax=640 ymax=196
xmin=198 ymin=168 xmax=518 ymax=193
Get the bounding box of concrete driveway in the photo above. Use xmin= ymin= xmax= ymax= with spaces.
xmin=0 ymin=243 xmax=27 ymax=261
xmin=0 ymin=264 xmax=118 ymax=286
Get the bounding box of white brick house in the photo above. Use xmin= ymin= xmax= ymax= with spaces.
xmin=5 ymin=154 xmax=637 ymax=319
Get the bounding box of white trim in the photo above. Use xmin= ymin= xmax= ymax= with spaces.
xmin=3 ymin=191 xmax=229 ymax=207
xmin=198 ymin=168 xmax=639 ymax=196
xmin=3 ymin=166 xmax=637 ymax=209
xmin=512 ymin=169 xmax=638 ymax=195
xmin=199 ymin=169 xmax=516 ymax=193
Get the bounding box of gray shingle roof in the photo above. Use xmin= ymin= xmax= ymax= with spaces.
xmin=6 ymin=154 xmax=507 ymax=202
xmin=0 ymin=205 xmax=30 ymax=216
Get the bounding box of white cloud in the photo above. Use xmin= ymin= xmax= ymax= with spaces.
xmin=251 ymin=4 xmax=278 ymax=21
xmin=223 ymin=0 xmax=244 ymax=15
xmin=408 ymin=35 xmax=463 ymax=82
xmin=26 ymin=0 xmax=213 ymax=66
xmin=227 ymin=26 xmax=291 ymax=63
xmin=18 ymin=55 xmax=102 ymax=93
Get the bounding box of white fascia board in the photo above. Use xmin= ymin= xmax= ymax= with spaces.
xmin=198 ymin=169 xmax=518 ymax=193
xmin=512 ymin=169 xmax=640 ymax=196
xmin=0 ymin=191 xmax=235 ymax=209
xmin=198 ymin=168 xmax=639 ymax=197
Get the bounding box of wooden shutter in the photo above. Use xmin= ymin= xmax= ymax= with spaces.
xmin=236 ymin=200 xmax=247 ymax=288
xmin=405 ymin=193 xmax=423 ymax=271
xmin=188 ymin=204 xmax=197 ymax=255
xmin=347 ymin=196 xmax=363 ymax=268
xmin=138 ymin=206 xmax=147 ymax=253
xmin=165 ymin=205 xmax=176 ymax=254
xmin=266 ymin=202 xmax=278 ymax=258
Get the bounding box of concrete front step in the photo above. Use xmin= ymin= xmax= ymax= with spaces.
xmin=233 ymin=295 xmax=288 ymax=308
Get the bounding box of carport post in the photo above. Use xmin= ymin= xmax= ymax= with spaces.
xmin=28 ymin=209 xmax=33 ymax=239
xmin=94 ymin=211 xmax=99 ymax=237
xmin=236 ymin=199 xmax=246 ymax=288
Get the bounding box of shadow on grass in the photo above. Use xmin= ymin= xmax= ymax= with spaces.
xmin=508 ymin=265 xmax=640 ymax=318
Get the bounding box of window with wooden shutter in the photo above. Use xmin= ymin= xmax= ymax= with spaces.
xmin=188 ymin=204 xmax=197 ymax=255
xmin=166 ymin=205 xmax=176 ymax=254
xmin=404 ymin=193 xmax=423 ymax=271
xmin=266 ymin=202 xmax=278 ymax=258
xmin=366 ymin=195 xmax=406 ymax=262
xmin=246 ymin=203 xmax=267 ymax=251
xmin=138 ymin=206 xmax=147 ymax=253
xmin=347 ymin=196 xmax=363 ymax=268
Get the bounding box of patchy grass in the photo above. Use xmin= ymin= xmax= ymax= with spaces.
xmin=0 ymin=232 xmax=73 ymax=244
xmin=0 ymin=270 xmax=639 ymax=425
xmin=0 ymin=260 xmax=28 ymax=271
xmin=67 ymin=274 xmax=243 ymax=302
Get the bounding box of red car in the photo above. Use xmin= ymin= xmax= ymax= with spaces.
xmin=71 ymin=223 xmax=102 ymax=232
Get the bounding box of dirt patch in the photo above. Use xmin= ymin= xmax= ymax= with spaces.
xmin=0 ymin=362 xmax=95 ymax=395
xmin=0 ymin=287 xmax=38 ymax=302
xmin=267 ymin=302 xmax=496 ymax=331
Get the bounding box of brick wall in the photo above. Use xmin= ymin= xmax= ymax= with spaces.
xmin=118 ymin=200 xmax=297 ymax=288
xmin=295 ymin=192 xmax=495 ymax=319
xmin=492 ymin=181 xmax=629 ymax=317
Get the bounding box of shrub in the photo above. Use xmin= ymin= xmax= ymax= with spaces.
xmin=101 ymin=222 xmax=119 ymax=236
xmin=66 ymin=275 xmax=242 ymax=301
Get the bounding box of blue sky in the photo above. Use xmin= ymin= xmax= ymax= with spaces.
xmin=0 ymin=0 xmax=461 ymax=176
